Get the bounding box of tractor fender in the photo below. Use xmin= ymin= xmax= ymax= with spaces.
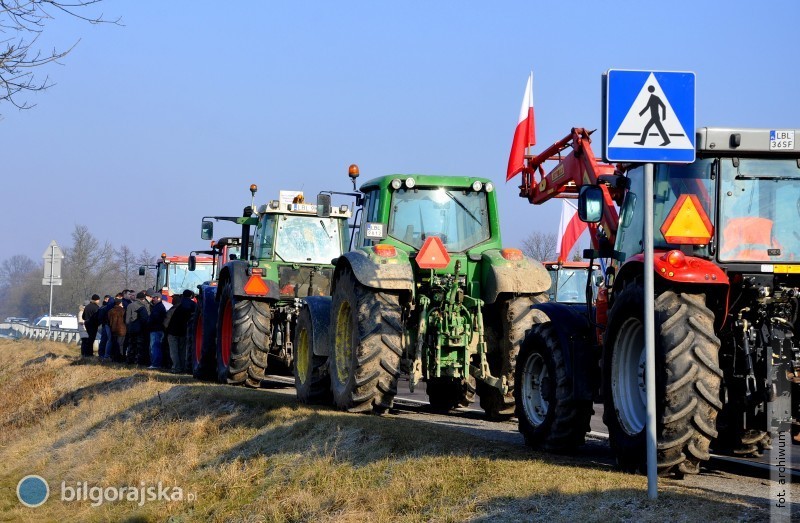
xmin=532 ymin=301 xmax=598 ymax=401
xmin=303 ymin=296 xmax=333 ymax=357
xmin=481 ymin=250 xmax=551 ymax=304
xmin=336 ymin=250 xmax=414 ymax=291
xmin=197 ymin=283 xmax=220 ymax=326
xmin=614 ymin=255 xmax=730 ymax=329
xmin=217 ymin=260 xmax=280 ymax=301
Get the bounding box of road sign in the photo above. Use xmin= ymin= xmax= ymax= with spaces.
xmin=603 ymin=70 xmax=695 ymax=163
xmin=42 ymin=240 xmax=64 ymax=285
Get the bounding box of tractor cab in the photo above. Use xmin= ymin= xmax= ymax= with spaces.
xmin=141 ymin=253 xmax=214 ymax=301
xmin=251 ymin=193 xmax=352 ymax=298
xmin=544 ymin=261 xmax=602 ymax=305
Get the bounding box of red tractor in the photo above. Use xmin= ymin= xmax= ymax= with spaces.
xmin=140 ymin=253 xmax=215 ymax=302
xmin=514 ymin=127 xmax=799 ymax=476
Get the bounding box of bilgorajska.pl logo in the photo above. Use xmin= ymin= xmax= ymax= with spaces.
xmin=61 ymin=481 xmax=186 ymax=507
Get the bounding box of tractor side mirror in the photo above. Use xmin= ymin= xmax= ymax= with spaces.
xmin=578 ymin=186 xmax=603 ymax=223
xmin=188 ymin=255 xmax=196 ymax=272
xmin=138 ymin=265 xmax=146 ymax=276
xmin=201 ymin=220 xmax=214 ymax=240
xmin=316 ymin=193 xmax=332 ymax=218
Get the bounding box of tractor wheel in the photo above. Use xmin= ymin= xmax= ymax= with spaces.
xmin=515 ymin=322 xmax=593 ymax=451
xmin=294 ymin=305 xmax=332 ymax=404
xmin=713 ymin=401 xmax=772 ymax=456
xmin=189 ymin=301 xmax=216 ymax=381
xmin=603 ymin=282 xmax=722 ymax=477
xmin=329 ymin=267 xmax=403 ymax=414
xmin=480 ymin=293 xmax=546 ymax=420
xmin=426 ymin=376 xmax=476 ymax=412
xmin=216 ymin=281 xmax=270 ymax=388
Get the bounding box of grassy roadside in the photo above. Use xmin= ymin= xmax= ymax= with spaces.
xmin=0 ymin=339 xmax=768 ymax=522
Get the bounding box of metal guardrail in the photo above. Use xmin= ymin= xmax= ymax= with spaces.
xmin=0 ymin=321 xmax=81 ymax=345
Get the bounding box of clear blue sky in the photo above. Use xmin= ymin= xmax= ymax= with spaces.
xmin=2 ymin=1 xmax=798 ymax=262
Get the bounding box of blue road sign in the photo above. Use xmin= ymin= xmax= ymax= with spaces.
xmin=603 ymin=70 xmax=695 ymax=163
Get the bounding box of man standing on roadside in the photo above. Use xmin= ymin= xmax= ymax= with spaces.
xmin=125 ymin=291 xmax=151 ymax=366
xmin=108 ymin=293 xmax=126 ymax=362
xmin=166 ymin=289 xmax=196 ymax=373
xmin=147 ymin=291 xmax=167 ymax=369
xmin=81 ymin=294 xmax=101 ymax=357
xmin=96 ymin=295 xmax=113 ymax=361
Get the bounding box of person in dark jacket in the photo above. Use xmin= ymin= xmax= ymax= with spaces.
xmin=107 ymin=294 xmax=127 ymax=362
xmin=166 ymin=289 xmax=196 ymax=373
xmin=125 ymin=291 xmax=151 ymax=366
xmin=96 ymin=295 xmax=113 ymax=360
xmin=147 ymin=291 xmax=167 ymax=369
xmin=81 ymin=294 xmax=101 ymax=357
xmin=121 ymin=289 xmax=135 ymax=360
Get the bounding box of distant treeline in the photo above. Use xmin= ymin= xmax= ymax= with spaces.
xmin=0 ymin=225 xmax=156 ymax=320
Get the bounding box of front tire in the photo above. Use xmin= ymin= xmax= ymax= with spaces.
xmin=189 ymin=299 xmax=217 ymax=381
xmin=216 ymin=282 xmax=271 ymax=388
xmin=329 ymin=267 xmax=403 ymax=414
xmin=603 ymin=283 xmax=722 ymax=476
xmin=426 ymin=376 xmax=476 ymax=412
xmin=294 ymin=305 xmax=332 ymax=404
xmin=515 ymin=322 xmax=593 ymax=451
xmin=480 ymin=294 xmax=545 ymax=420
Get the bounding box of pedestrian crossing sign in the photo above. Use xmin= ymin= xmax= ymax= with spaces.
xmin=603 ymin=70 xmax=695 ymax=163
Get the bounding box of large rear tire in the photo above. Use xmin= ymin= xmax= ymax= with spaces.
xmin=426 ymin=376 xmax=476 ymax=412
xmin=329 ymin=267 xmax=403 ymax=414
xmin=515 ymin=322 xmax=593 ymax=451
xmin=603 ymin=283 xmax=722 ymax=476
xmin=189 ymin=299 xmax=217 ymax=381
xmin=294 ymin=305 xmax=332 ymax=404
xmin=480 ymin=294 xmax=545 ymax=420
xmin=216 ymin=282 xmax=270 ymax=388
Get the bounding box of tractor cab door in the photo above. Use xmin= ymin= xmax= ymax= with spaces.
xmin=718 ymin=158 xmax=800 ymax=263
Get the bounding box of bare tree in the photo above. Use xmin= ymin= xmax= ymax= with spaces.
xmin=520 ymin=231 xmax=557 ymax=261
xmin=0 ymin=254 xmax=37 ymax=287
xmin=0 ymin=0 xmax=119 ymax=110
xmin=0 ymin=254 xmax=44 ymax=319
xmin=59 ymin=224 xmax=115 ymax=310
xmin=134 ymin=248 xmax=154 ymax=291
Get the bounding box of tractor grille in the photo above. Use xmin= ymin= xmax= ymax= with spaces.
xmin=278 ymin=266 xmax=333 ymax=298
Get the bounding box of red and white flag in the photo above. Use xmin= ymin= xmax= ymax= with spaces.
xmin=506 ymin=72 xmax=536 ymax=181
xmin=558 ymin=199 xmax=588 ymax=262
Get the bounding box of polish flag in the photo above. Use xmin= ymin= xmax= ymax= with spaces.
xmin=506 ymin=72 xmax=536 ymax=181
xmin=558 ymin=199 xmax=588 ymax=262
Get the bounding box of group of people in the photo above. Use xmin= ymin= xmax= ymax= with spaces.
xmin=78 ymin=289 xmax=197 ymax=374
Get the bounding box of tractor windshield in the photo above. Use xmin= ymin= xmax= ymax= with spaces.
xmin=388 ymin=188 xmax=490 ymax=252
xmin=618 ymin=160 xmax=716 ymax=262
xmin=719 ymin=158 xmax=800 ymax=262
xmin=273 ymin=214 xmax=344 ymax=264
xmin=548 ymin=266 xmax=597 ymax=304
xmin=159 ymin=262 xmax=215 ymax=294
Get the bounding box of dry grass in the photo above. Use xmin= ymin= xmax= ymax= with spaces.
xmin=0 ymin=339 xmax=769 ymax=522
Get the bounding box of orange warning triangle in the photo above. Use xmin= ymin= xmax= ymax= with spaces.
xmin=416 ymin=236 xmax=450 ymax=269
xmin=660 ymin=194 xmax=713 ymax=244
xmin=243 ymin=275 xmax=269 ymax=295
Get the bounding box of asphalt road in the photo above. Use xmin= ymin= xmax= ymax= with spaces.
xmin=268 ymin=376 xmax=800 ymax=478
xmin=393 ymin=376 xmax=800 ymax=473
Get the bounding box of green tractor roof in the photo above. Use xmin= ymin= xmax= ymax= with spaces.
xmin=359 ymin=174 xmax=496 ymax=192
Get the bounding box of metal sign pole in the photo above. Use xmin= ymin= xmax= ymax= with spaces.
xmin=644 ymin=162 xmax=657 ymax=499
xmin=48 ymin=244 xmax=55 ymax=333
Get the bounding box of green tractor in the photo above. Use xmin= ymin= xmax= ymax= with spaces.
xmin=295 ymin=166 xmax=551 ymax=418
xmin=199 ymin=185 xmax=351 ymax=387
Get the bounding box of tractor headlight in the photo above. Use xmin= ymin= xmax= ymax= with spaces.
xmin=485 ymin=182 xmax=494 ymax=193
xmin=472 ymin=180 xmax=483 ymax=192
xmin=391 ymin=178 xmax=403 ymax=190
xmin=405 ymin=177 xmax=416 ymax=189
